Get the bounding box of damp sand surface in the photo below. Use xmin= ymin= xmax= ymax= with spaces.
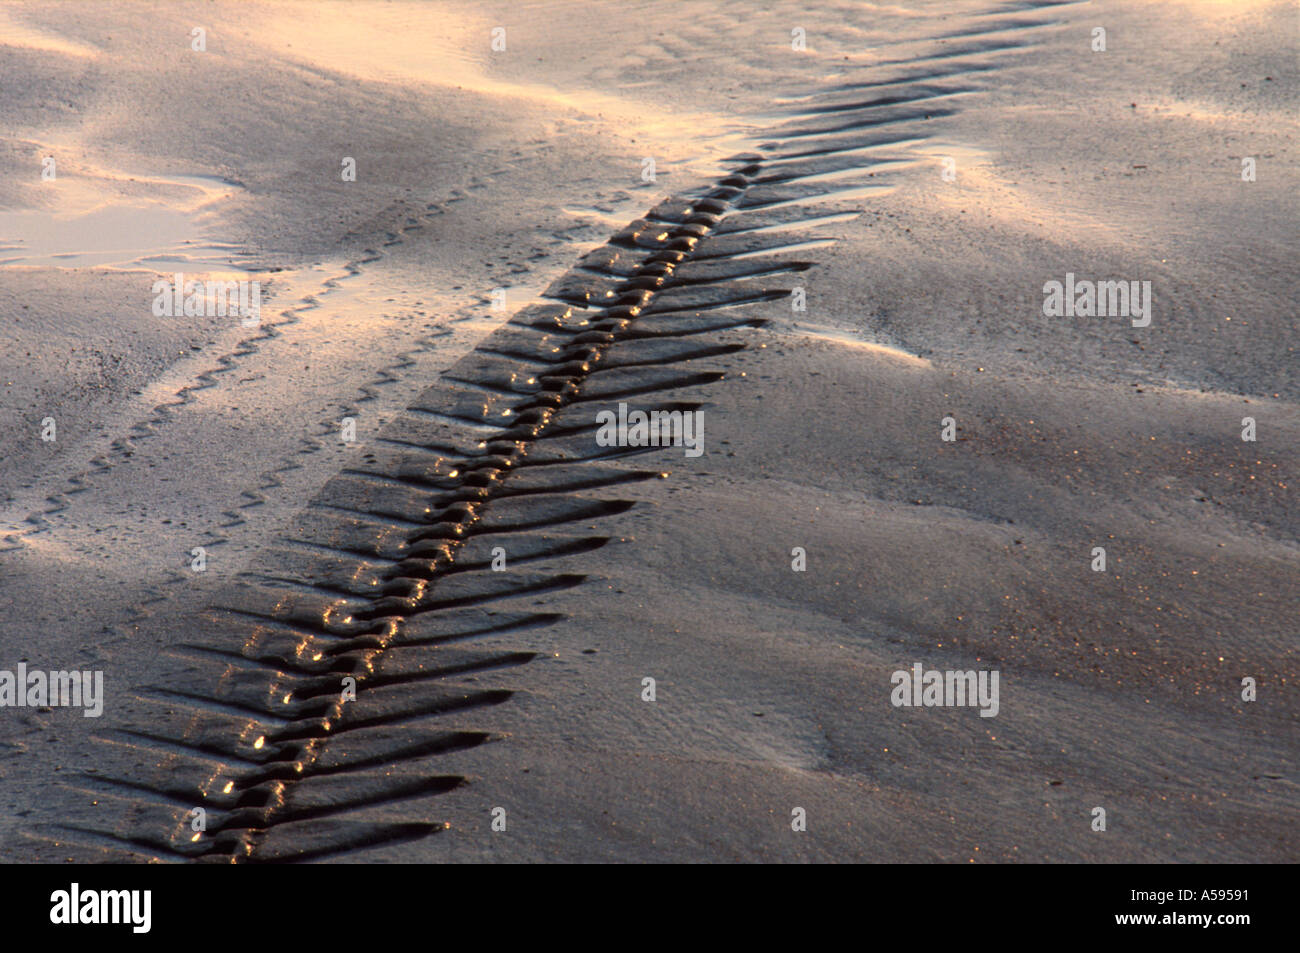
xmin=0 ymin=0 xmax=1295 ymax=862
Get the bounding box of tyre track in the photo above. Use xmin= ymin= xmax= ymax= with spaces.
xmin=25 ymin=0 xmax=1070 ymax=862
xmin=1 ymin=200 xmax=451 ymax=550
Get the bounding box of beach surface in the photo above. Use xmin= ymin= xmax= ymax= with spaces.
xmin=0 ymin=0 xmax=1295 ymax=862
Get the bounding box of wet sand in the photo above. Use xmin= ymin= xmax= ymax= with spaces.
xmin=0 ymin=0 xmax=1294 ymax=862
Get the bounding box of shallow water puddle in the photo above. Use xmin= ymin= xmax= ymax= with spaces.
xmin=0 ymin=172 xmax=246 ymax=271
